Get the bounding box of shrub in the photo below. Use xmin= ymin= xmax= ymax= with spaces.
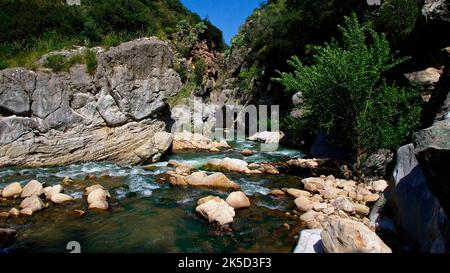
xmin=44 ymin=55 xmax=66 ymax=72
xmin=193 ymin=59 xmax=206 ymax=86
xmin=275 ymin=14 xmax=422 ymax=165
xmin=83 ymin=49 xmax=97 ymax=75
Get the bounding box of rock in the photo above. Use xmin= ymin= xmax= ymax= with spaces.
xmin=0 ymin=212 xmax=10 ymax=218
xmin=331 ymin=197 xmax=355 ymax=213
xmin=167 ymin=171 xmax=189 ymax=186
xmin=390 ymin=143 xmax=449 ymax=252
xmin=0 ymin=228 xmax=16 ymax=247
xmin=50 ymin=193 xmax=74 ymax=204
xmin=226 ymin=191 xmax=251 ymax=209
xmin=404 ymin=67 xmax=442 ymax=85
xmin=8 ymin=208 xmax=20 ymax=217
xmin=1 ymin=182 xmax=22 ymax=198
xmin=371 ymin=180 xmax=388 ymax=192
xmin=285 ymin=188 xmax=312 ymax=198
xmin=354 ymin=203 xmax=370 ymax=217
xmin=185 ymin=172 xmax=240 ymax=190
xmin=287 ymin=158 xmax=320 ymax=169
xmin=293 ymin=229 xmax=325 ymax=253
xmin=62 ymin=177 xmax=73 ymax=185
xmin=74 ymin=209 xmax=86 ymax=216
xmin=87 ymin=188 xmax=110 ymax=204
xmin=207 ymin=158 xmax=250 ymax=173
xmin=422 ymin=0 xmax=450 ymax=21
xmin=312 ymin=203 xmax=328 ymax=212
xmin=294 ymin=196 xmax=314 ymax=212
xmin=168 ymin=161 xmax=193 ymax=175
xmin=88 ymin=200 xmax=109 ymax=210
xmin=258 ymin=163 xmax=279 ymax=175
xmin=20 ymin=208 xmax=33 ymax=216
xmin=320 ymin=187 xmax=342 ymax=200
xmin=241 ymin=149 xmax=253 ymax=156
xmin=21 ymin=180 xmax=43 ymax=198
xmin=84 ymin=184 xmax=104 ymax=196
xmin=269 ymin=189 xmax=285 ymax=197
xmin=363 ymin=193 xmax=380 ymax=203
xmin=0 ymin=38 xmax=180 ymax=167
xmin=43 ymin=185 xmax=63 ymax=199
xmin=173 ymin=130 xmax=230 ymax=151
xmin=302 ymin=177 xmax=325 ymax=192
xmin=361 ymin=149 xmax=394 ymax=179
xmin=20 ymin=195 xmax=45 ymax=212
xmin=198 ymin=196 xmax=222 ymax=205
xmin=292 ymin=92 xmax=304 ymax=105
xmin=414 ymin=118 xmax=450 ymax=217
xmin=248 ymin=131 xmax=284 ymax=144
xmin=321 ymin=218 xmax=392 ymax=253
xmin=195 ymin=197 xmax=235 ymax=225
xmin=300 ymin=211 xmax=326 ymax=229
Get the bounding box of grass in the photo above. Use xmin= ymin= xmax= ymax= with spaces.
xmin=166 ymin=82 xmax=193 ymax=106
xmin=43 ymin=49 xmax=97 ymax=75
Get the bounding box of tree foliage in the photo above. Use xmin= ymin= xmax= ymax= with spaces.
xmin=275 ymin=14 xmax=422 ymax=164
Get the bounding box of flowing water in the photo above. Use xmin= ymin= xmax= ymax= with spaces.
xmin=0 ymin=140 xmax=307 ymax=253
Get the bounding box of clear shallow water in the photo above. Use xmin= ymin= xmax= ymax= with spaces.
xmin=0 ymin=140 xmax=305 ymax=253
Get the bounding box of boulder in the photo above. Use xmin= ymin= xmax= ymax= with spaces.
xmin=404 ymin=67 xmax=442 ymax=85
xmin=207 ymin=158 xmax=250 ymax=173
xmin=241 ymin=149 xmax=253 ymax=156
xmin=226 ymin=191 xmax=251 ymax=209
xmin=88 ymin=200 xmax=109 ymax=210
xmin=285 ymin=188 xmax=312 ymax=198
xmin=294 ymin=196 xmax=314 ymax=212
xmin=258 ymin=163 xmax=279 ymax=175
xmin=87 ymin=188 xmax=110 ymax=204
xmin=248 ymin=131 xmax=284 ymax=144
xmin=331 ymin=197 xmax=355 ymax=213
xmin=185 ymin=172 xmax=240 ymax=190
xmin=321 ymin=218 xmax=392 ymax=253
xmin=173 ymin=130 xmax=230 ymax=151
xmin=287 ymin=158 xmax=320 ymax=169
xmin=8 ymin=208 xmax=20 ymax=217
xmin=269 ymin=189 xmax=285 ymax=197
xmin=84 ymin=184 xmax=104 ymax=195
xmin=371 ymin=180 xmax=389 ymax=193
xmin=1 ymin=182 xmax=22 ymax=198
xmin=43 ymin=185 xmax=63 ymax=199
xmin=293 ymin=229 xmax=325 ymax=253
xmin=20 ymin=208 xmax=33 ymax=216
xmin=20 ymin=195 xmax=45 ymax=212
xmin=300 ymin=211 xmax=327 ymax=229
xmin=195 ymin=197 xmax=235 ymax=225
xmin=21 ymin=180 xmax=43 ymax=198
xmin=361 ymin=149 xmax=394 ymax=179
xmin=50 ymin=193 xmax=74 ymax=204
xmin=302 ymin=177 xmax=325 ymax=192
xmin=354 ymin=203 xmax=370 ymax=217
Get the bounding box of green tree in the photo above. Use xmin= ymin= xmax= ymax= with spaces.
xmin=275 ymin=14 xmax=421 ymax=165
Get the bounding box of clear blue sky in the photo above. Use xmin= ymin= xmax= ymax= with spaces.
xmin=180 ymin=0 xmax=266 ymax=45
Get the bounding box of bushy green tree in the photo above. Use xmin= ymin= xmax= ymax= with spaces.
xmin=275 ymin=14 xmax=421 ymax=164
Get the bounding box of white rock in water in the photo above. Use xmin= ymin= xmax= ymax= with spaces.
xmin=88 ymin=200 xmax=109 ymax=210
xmin=196 ymin=197 xmax=235 ymax=225
xmin=43 ymin=185 xmax=63 ymax=199
xmin=84 ymin=184 xmax=104 ymax=196
xmin=248 ymin=131 xmax=284 ymax=144
xmin=20 ymin=195 xmax=45 ymax=212
xmin=293 ymin=229 xmax=324 ymax=253
xmin=21 ymin=180 xmax=43 ymax=198
xmin=226 ymin=191 xmax=251 ymax=209
xmin=87 ymin=188 xmax=110 ymax=204
xmin=50 ymin=193 xmax=74 ymax=204
xmin=2 ymin=182 xmax=22 ymax=198
xmin=321 ymin=218 xmax=392 ymax=253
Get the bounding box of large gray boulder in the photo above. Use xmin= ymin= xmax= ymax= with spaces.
xmin=0 ymin=37 xmax=181 ymax=167
xmin=390 ymin=144 xmax=449 ymax=252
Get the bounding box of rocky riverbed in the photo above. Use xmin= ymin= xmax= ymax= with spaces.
xmin=0 ymin=138 xmax=396 ymax=253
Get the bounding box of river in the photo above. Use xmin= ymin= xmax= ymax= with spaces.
xmin=0 ymin=140 xmax=307 ymax=253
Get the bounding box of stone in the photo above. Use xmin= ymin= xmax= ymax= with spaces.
xmin=21 ymin=180 xmax=43 ymax=198
xmin=62 ymin=177 xmax=73 ymax=185
xmin=312 ymin=203 xmax=328 ymax=212
xmin=195 ymin=197 xmax=235 ymax=225
xmin=404 ymin=67 xmax=442 ymax=85
xmin=363 ymin=193 xmax=380 ymax=203
xmin=241 ymin=149 xmax=253 ymax=156
xmin=361 ymin=149 xmax=394 ymax=179
xmin=0 ymin=212 xmax=10 ymax=218
xmin=197 ymin=196 xmax=222 ymax=205
xmin=285 ymin=188 xmax=312 ymax=198
xmin=320 ymin=187 xmax=342 ymax=200
xmin=302 ymin=177 xmax=325 ymax=192
xmin=43 ymin=185 xmax=63 ymax=199
xmin=173 ymin=130 xmax=230 ymax=151
xmin=287 ymin=158 xmax=320 ymax=169
xmin=321 ymin=218 xmax=392 ymax=253
xmin=207 ymin=157 xmax=250 ymax=173
xmin=0 ymin=228 xmax=17 ymax=247
xmin=88 ymin=200 xmax=109 ymax=210
xmin=20 ymin=195 xmax=45 ymax=212
xmin=354 ymin=203 xmax=370 ymax=217
xmin=8 ymin=208 xmax=20 ymax=217
xmin=269 ymin=189 xmax=285 ymax=197
xmin=0 ymin=38 xmax=180 ymax=168
xmin=185 ymin=172 xmax=240 ymax=190
xmin=1 ymin=182 xmax=22 ymax=198
xmin=226 ymin=191 xmax=251 ymax=209
xmin=258 ymin=163 xmax=279 ymax=175
xmin=87 ymin=188 xmax=110 ymax=204
xmin=293 ymin=229 xmax=325 ymax=253
xmin=292 ymin=92 xmax=304 ymax=105
xmin=294 ymin=196 xmax=314 ymax=212
xmin=50 ymin=193 xmax=74 ymax=204
xmin=300 ymin=211 xmax=325 ymax=229
xmin=20 ymin=208 xmax=33 ymax=216
xmin=371 ymin=180 xmax=388 ymax=192
xmin=331 ymin=197 xmax=355 ymax=213
xmin=84 ymin=184 xmax=104 ymax=196
xmin=248 ymin=131 xmax=284 ymax=144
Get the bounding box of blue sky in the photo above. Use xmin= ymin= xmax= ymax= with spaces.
xmin=180 ymin=0 xmax=265 ymax=45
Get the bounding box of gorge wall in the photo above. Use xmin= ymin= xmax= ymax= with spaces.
xmin=0 ymin=38 xmax=181 ymax=167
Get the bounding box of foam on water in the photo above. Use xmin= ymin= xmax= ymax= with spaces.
xmin=128 ymin=175 xmax=160 ymax=197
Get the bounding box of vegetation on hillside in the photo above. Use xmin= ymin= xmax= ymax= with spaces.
xmin=0 ymin=0 xmax=225 ymax=69
xmin=275 ymin=15 xmax=422 ymax=164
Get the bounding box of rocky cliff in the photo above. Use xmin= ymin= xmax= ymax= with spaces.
xmin=0 ymin=38 xmax=181 ymax=167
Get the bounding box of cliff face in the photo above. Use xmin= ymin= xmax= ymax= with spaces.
xmin=0 ymin=38 xmax=181 ymax=167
